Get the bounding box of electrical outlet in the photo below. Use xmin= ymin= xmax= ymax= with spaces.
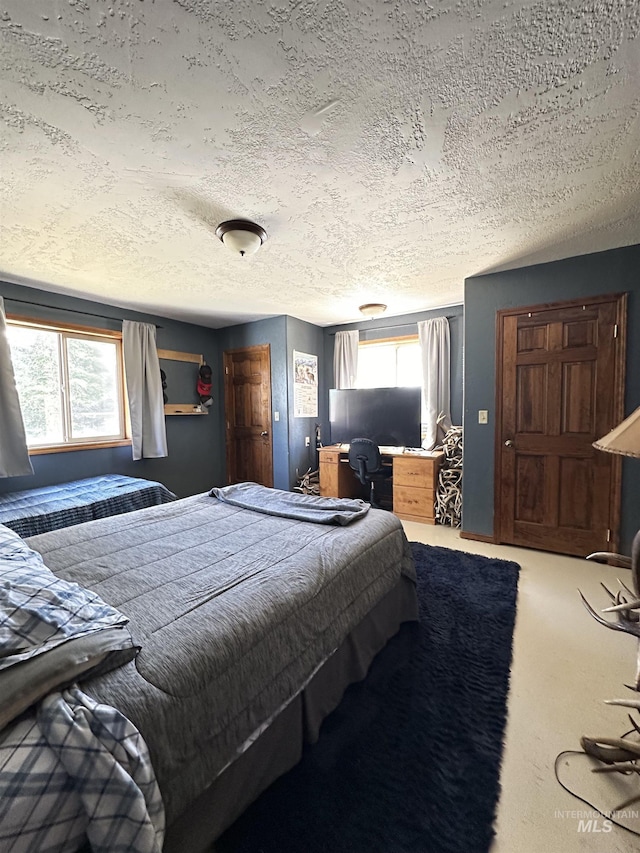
xmin=305 ymin=436 xmax=310 ymax=447
xmin=478 ymin=410 xmax=488 ymax=424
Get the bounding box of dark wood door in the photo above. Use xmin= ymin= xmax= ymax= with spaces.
xmin=224 ymin=344 xmax=273 ymax=487
xmin=496 ymin=295 xmax=626 ymax=557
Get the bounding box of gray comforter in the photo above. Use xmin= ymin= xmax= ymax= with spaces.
xmin=27 ymin=492 xmax=415 ymax=825
xmin=210 ymin=482 xmax=370 ymax=524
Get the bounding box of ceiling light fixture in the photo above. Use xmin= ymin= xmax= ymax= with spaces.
xmin=359 ymin=303 xmax=387 ymax=319
xmin=215 ymin=219 xmax=267 ymax=257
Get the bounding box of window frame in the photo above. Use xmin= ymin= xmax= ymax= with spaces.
xmin=7 ymin=314 xmax=131 ymax=455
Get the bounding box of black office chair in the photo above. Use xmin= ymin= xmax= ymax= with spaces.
xmin=348 ymin=438 xmax=393 ymax=509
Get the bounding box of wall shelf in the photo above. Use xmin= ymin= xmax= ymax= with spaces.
xmin=158 ymin=349 xmax=207 ymax=415
xmin=157 ymin=348 xmax=204 ymax=366
xmin=164 ymin=404 xmax=208 ymax=416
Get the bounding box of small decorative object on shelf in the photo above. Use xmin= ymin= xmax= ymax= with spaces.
xmin=163 ymin=403 xmax=208 ymax=416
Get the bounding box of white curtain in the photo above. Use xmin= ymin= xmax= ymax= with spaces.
xmin=333 ymin=330 xmax=359 ymax=389
xmin=419 ymin=317 xmax=452 ymax=451
xmin=0 ymin=297 xmax=33 ymax=478
xmin=122 ymin=321 xmax=168 ymax=461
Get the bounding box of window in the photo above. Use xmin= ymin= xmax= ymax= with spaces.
xmin=7 ymin=318 xmax=128 ymax=452
xmin=355 ymin=337 xmax=422 ymax=389
xmin=356 ymin=336 xmax=426 ymax=440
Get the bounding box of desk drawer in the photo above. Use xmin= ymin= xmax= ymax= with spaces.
xmin=319 ymin=459 xmax=361 ymax=499
xmin=393 ymin=456 xmax=439 ymax=489
xmin=393 ymin=486 xmax=435 ymax=521
xmin=318 ymin=448 xmax=342 ymax=465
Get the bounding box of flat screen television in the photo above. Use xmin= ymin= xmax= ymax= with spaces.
xmin=329 ymin=387 xmax=422 ymax=448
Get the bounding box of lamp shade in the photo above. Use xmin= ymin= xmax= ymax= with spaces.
xmin=593 ymin=406 xmax=640 ymax=458
xmin=215 ymin=220 xmax=267 ymax=257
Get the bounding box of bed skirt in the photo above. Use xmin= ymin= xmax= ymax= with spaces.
xmin=163 ymin=574 xmax=418 ymax=852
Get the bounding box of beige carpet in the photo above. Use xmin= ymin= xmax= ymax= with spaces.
xmin=400 ymin=521 xmax=640 ymax=853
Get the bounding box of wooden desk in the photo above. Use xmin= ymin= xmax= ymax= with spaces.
xmin=319 ymin=445 xmax=444 ymax=524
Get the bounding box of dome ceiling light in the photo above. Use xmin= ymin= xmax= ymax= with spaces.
xmin=359 ymin=303 xmax=387 ymax=319
xmin=215 ymin=219 xmax=267 ymax=257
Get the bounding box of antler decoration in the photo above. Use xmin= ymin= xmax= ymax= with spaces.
xmin=294 ymin=468 xmax=320 ymax=496
xmin=579 ymin=580 xmax=640 ymax=690
xmin=578 ymin=539 xmax=640 ymax=811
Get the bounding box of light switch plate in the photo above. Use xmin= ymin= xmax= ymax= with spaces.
xmin=274 ymin=411 xmax=280 ymax=421
xmin=478 ymin=410 xmax=488 ymax=424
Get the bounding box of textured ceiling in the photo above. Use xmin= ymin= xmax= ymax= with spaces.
xmin=1 ymin=1 xmax=639 ymax=329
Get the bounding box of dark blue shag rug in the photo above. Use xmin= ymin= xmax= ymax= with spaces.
xmin=217 ymin=542 xmax=520 ymax=853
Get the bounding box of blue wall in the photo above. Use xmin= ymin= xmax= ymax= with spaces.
xmin=463 ymin=244 xmax=640 ymax=553
xmin=0 ymin=281 xmax=221 ymax=498
xmin=216 ymin=315 xmax=327 ymax=491
xmin=1 ymin=283 xmax=464 ymax=507
xmin=322 ymin=305 xmax=464 ymax=443
xmin=12 ymin=244 xmax=637 ymax=554
xmin=1 ymin=281 xmax=461 ymax=500
xmin=286 ymin=316 xmax=326 ymax=486
xmin=0 ymin=284 xmax=328 ymax=496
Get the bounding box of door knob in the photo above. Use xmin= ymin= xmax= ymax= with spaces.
xmin=260 ymin=431 xmax=268 ymax=437
xmin=504 ymin=439 xmax=514 ymax=447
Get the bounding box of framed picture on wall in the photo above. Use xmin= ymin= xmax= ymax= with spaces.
xmin=293 ymin=350 xmax=318 ymax=417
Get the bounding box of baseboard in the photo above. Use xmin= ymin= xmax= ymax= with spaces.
xmin=460 ymin=530 xmax=497 ymax=544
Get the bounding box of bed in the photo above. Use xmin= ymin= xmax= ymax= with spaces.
xmin=0 ymin=474 xmax=177 ymax=538
xmin=0 ymin=483 xmax=418 ymax=853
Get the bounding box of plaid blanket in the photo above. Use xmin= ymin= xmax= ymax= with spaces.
xmin=0 ymin=523 xmax=164 ymax=851
xmin=0 ymin=523 xmax=131 ymax=671
xmin=0 ymin=687 xmax=165 ymax=853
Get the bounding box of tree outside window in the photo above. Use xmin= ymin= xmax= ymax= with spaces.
xmin=7 ymin=321 xmax=126 ymax=450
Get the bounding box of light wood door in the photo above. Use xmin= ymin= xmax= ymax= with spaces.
xmin=224 ymin=344 xmax=273 ymax=487
xmin=495 ymin=294 xmax=626 ymax=557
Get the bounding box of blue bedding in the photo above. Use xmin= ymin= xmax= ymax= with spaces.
xmin=0 ymin=474 xmax=176 ymax=537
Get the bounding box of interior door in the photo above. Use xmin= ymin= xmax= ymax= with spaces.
xmin=495 ymin=294 xmax=626 ymax=557
xmin=224 ymin=344 xmax=273 ymax=487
